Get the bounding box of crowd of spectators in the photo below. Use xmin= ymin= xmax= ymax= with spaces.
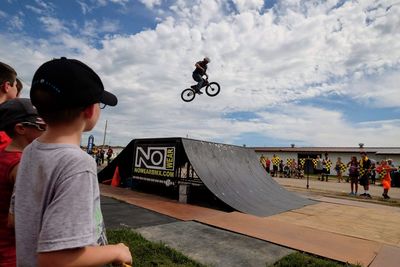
xmin=260 ymin=152 xmax=399 ymax=198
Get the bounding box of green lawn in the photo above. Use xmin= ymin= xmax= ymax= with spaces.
xmin=107 ymin=228 xmax=360 ymax=267
xmin=107 ymin=228 xmax=206 ymax=267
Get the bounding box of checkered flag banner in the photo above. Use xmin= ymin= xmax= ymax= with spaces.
xmin=359 ymin=159 xmax=372 ymax=177
xmin=312 ymin=159 xmax=318 ymax=168
xmin=286 ymin=158 xmax=293 ymax=166
xmin=272 ymin=156 xmax=280 ymax=166
xmin=325 ymin=160 xmax=332 ymax=171
xmin=299 ymin=158 xmax=306 ymax=169
xmin=378 ymin=169 xmax=387 ymax=180
xmin=359 ymin=163 xmax=367 ymax=176
xmin=340 ymin=163 xmax=347 ymax=173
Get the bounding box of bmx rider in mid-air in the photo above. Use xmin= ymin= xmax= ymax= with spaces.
xmin=192 ymin=57 xmax=210 ymax=94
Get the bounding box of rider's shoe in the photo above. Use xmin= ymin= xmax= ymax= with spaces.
xmin=196 ymin=90 xmax=203 ymax=95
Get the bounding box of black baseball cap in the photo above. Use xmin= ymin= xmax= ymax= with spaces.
xmin=0 ymin=98 xmax=44 ymax=130
xmin=30 ymin=57 xmax=117 ymax=111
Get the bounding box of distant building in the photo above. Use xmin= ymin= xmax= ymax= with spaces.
xmin=253 ymin=146 xmax=400 ymax=175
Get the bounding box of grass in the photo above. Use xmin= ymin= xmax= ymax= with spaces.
xmin=108 ymin=228 xmax=362 ymax=267
xmin=267 ymin=252 xmax=361 ymax=267
xmin=107 ymin=228 xmax=207 ymax=267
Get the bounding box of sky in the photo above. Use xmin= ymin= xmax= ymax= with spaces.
xmin=1 ymin=0 xmax=399 ymax=148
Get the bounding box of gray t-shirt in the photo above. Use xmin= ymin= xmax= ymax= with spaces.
xmin=14 ymin=140 xmax=107 ymax=266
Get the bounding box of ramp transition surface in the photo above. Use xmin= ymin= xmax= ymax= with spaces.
xmin=181 ymin=139 xmax=314 ymax=216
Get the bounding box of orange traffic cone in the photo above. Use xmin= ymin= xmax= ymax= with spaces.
xmin=111 ymin=166 xmax=121 ymax=187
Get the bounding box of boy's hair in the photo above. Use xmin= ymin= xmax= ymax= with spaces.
xmin=30 ymin=87 xmax=86 ymax=125
xmin=30 ymin=57 xmax=118 ymax=124
xmin=0 ymin=61 xmax=17 ymax=86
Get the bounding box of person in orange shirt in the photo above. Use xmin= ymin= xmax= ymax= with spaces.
xmin=376 ymin=160 xmax=397 ymax=199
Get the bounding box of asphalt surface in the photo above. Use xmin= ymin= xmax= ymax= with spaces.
xmin=101 ymin=196 xmax=294 ymax=267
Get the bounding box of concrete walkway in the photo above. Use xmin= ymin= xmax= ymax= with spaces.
xmin=101 ymin=195 xmax=293 ymax=267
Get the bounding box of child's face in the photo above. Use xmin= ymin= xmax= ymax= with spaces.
xmin=20 ymin=122 xmax=46 ymax=143
xmin=4 ymin=80 xmax=19 ymax=100
xmin=84 ymin=103 xmax=101 ymax=131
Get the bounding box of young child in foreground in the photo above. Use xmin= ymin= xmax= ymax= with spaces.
xmin=0 ymin=98 xmax=46 ymax=266
xmin=14 ymin=57 xmax=132 ymax=266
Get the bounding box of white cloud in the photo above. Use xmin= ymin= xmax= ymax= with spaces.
xmin=2 ymin=0 xmax=400 ymax=147
xmin=39 ymin=16 xmax=68 ymax=34
xmin=349 ymin=71 xmax=400 ymax=108
xmin=7 ymin=15 xmax=24 ymax=30
xmin=77 ymin=0 xmax=129 ymax=14
xmin=139 ymin=0 xmax=162 ymax=9
xmin=80 ymin=19 xmax=120 ymax=38
xmin=25 ymin=0 xmax=55 ymax=15
xmin=231 ymin=0 xmax=264 ymax=12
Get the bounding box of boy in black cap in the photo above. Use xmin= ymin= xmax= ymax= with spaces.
xmin=0 ymin=98 xmax=45 ymax=266
xmin=14 ymin=57 xmax=132 ymax=266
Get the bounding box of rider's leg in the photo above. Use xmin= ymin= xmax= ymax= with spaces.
xmin=192 ymin=73 xmax=203 ymax=92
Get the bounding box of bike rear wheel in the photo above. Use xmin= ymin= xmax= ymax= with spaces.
xmin=206 ymin=82 xmax=220 ymax=97
xmin=181 ymin=88 xmax=196 ymax=102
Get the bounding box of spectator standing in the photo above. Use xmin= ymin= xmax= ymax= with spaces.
xmin=376 ymin=160 xmax=397 ymax=199
xmin=279 ymin=160 xmax=284 ymax=178
xmin=321 ymin=153 xmax=331 ymax=182
xmin=335 ymin=157 xmax=344 ymax=183
xmin=370 ymin=160 xmax=376 ymax=184
xmin=14 ymin=58 xmax=132 ymax=266
xmin=265 ymin=157 xmax=271 ymax=173
xmin=347 ymin=156 xmax=359 ymax=195
xmin=107 ymin=147 xmax=114 ymax=165
xmin=271 ymin=154 xmax=279 ymax=177
xmin=315 ymin=155 xmax=323 ymax=180
xmin=100 ymin=148 xmax=105 ymax=165
xmin=387 ymin=159 xmax=396 ymax=182
xmin=359 ymin=152 xmax=372 ymax=198
xmin=0 ymin=62 xmax=21 ymax=151
xmin=0 ymin=98 xmax=45 ymax=266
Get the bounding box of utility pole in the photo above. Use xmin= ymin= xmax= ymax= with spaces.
xmin=102 ymin=120 xmax=108 ymax=149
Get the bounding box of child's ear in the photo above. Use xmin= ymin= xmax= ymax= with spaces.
xmin=14 ymin=123 xmax=26 ymax=135
xmin=82 ymin=103 xmax=96 ymax=119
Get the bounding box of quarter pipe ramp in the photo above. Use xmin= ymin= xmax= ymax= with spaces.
xmin=98 ymin=138 xmax=314 ymax=216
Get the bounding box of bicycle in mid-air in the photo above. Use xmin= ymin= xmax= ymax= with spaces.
xmin=181 ymin=76 xmax=220 ymax=102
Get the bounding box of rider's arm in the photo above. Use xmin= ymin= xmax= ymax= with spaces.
xmin=195 ymin=63 xmax=205 ymax=72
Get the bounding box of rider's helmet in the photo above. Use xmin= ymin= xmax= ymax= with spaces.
xmin=204 ymin=57 xmax=211 ymax=63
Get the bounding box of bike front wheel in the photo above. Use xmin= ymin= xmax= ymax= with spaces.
xmin=205 ymin=82 xmax=220 ymax=97
xmin=181 ymin=88 xmax=196 ymax=102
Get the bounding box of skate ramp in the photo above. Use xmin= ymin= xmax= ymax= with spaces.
xmin=182 ymin=139 xmax=314 ymax=216
xmin=98 ymin=137 xmax=314 ymax=217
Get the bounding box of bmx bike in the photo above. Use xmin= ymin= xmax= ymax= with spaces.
xmin=181 ymin=78 xmax=220 ymax=102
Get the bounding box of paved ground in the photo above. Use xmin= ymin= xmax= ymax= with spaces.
xmin=274 ymin=177 xmax=400 ymax=200
xmin=137 ymin=221 xmax=294 ymax=267
xmin=101 ymin=196 xmax=177 ymax=229
xmin=101 ymin=196 xmax=294 ymax=267
xmin=101 ymin=179 xmax=400 ymax=267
